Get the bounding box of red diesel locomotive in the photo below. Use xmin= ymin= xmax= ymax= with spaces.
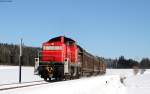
xmin=34 ymin=36 xmax=106 ymax=81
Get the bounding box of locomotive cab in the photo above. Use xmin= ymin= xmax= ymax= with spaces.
xmin=36 ymin=36 xmax=78 ymax=81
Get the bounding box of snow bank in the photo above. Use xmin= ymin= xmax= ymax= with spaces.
xmin=125 ymin=73 xmax=150 ymax=94
xmin=107 ymin=69 xmax=150 ymax=94
xmin=0 ymin=75 xmax=126 ymax=94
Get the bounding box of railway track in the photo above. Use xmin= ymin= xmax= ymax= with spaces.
xmin=0 ymin=80 xmax=49 ymax=91
xmin=0 ymin=80 xmax=44 ymax=86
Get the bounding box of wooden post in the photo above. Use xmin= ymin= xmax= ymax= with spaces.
xmin=19 ymin=38 xmax=22 ymax=83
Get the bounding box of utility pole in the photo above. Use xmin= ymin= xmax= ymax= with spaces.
xmin=19 ymin=38 xmax=23 ymax=83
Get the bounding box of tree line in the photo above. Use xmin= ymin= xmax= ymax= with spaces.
xmin=0 ymin=43 xmax=40 ymax=66
xmin=0 ymin=43 xmax=150 ymax=68
xmin=105 ymin=56 xmax=150 ymax=69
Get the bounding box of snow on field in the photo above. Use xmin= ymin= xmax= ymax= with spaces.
xmin=0 ymin=75 xmax=126 ymax=94
xmin=0 ymin=66 xmax=126 ymax=94
xmin=107 ymin=69 xmax=150 ymax=94
xmin=126 ymin=73 xmax=150 ymax=94
xmin=0 ymin=66 xmax=150 ymax=94
xmin=0 ymin=65 xmax=42 ymax=85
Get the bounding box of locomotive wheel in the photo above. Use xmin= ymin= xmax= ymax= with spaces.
xmin=48 ymin=77 xmax=52 ymax=81
xmin=42 ymin=73 xmax=49 ymax=81
xmin=44 ymin=77 xmax=47 ymax=81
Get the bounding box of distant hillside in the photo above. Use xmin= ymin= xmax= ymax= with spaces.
xmin=0 ymin=43 xmax=40 ymax=66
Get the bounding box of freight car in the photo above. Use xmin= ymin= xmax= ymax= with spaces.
xmin=34 ymin=36 xmax=106 ymax=81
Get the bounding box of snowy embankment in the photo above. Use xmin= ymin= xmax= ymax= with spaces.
xmin=107 ymin=69 xmax=150 ymax=94
xmin=125 ymin=70 xmax=150 ymax=94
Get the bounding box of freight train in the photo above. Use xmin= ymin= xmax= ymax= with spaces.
xmin=34 ymin=36 xmax=106 ymax=81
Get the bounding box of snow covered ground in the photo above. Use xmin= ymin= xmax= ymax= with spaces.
xmin=107 ymin=69 xmax=150 ymax=94
xmin=0 ymin=75 xmax=126 ymax=94
xmin=0 ymin=65 xmax=42 ymax=85
xmin=0 ymin=66 xmax=150 ymax=94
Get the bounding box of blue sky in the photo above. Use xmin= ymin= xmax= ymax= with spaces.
xmin=0 ymin=0 xmax=150 ymax=60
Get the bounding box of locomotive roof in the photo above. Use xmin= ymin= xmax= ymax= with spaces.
xmin=48 ymin=36 xmax=76 ymax=43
